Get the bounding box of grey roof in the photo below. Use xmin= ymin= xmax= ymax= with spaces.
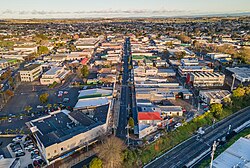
xmin=22 ymin=64 xmax=41 ymax=71
xmin=31 ymin=106 xmax=109 ymax=147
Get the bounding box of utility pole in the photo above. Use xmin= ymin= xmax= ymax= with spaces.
xmin=210 ymin=141 xmax=217 ymax=168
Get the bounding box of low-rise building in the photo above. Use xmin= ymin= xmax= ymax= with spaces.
xmin=199 ymin=90 xmax=231 ymax=105
xmin=159 ymin=106 xmax=183 ymax=117
xmin=181 ymin=58 xmax=199 ymax=66
xmin=187 ymin=72 xmax=225 ymax=87
xmin=206 ymin=53 xmax=231 ymax=60
xmin=40 ymin=67 xmax=70 ymax=85
xmin=27 ymin=106 xmax=110 ymax=163
xmin=213 ymin=137 xmax=250 ymax=168
xmin=178 ymin=66 xmax=213 ymax=77
xmin=226 ymin=67 xmax=250 ymax=84
xmin=19 ymin=64 xmax=42 ymax=82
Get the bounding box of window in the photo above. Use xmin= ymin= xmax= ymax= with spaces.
xmin=48 ymin=153 xmax=50 ymax=156
xmin=54 ymin=150 xmax=57 ymax=153
xmin=61 ymin=147 xmax=64 ymax=151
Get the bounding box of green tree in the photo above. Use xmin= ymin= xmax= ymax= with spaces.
xmin=128 ymin=117 xmax=134 ymax=128
xmin=233 ymin=87 xmax=246 ymax=98
xmin=90 ymin=157 xmax=103 ymax=168
xmin=210 ymin=103 xmax=223 ymax=119
xmin=39 ymin=93 xmax=49 ymax=104
xmin=80 ymin=65 xmax=89 ymax=78
xmin=24 ymin=105 xmax=32 ymax=113
xmin=37 ymin=46 xmax=49 ymax=55
xmin=223 ymin=97 xmax=232 ymax=106
xmin=47 ymin=104 xmax=52 ymax=110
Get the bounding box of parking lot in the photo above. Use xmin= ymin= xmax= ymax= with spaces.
xmin=0 ymin=82 xmax=80 ymax=133
xmin=6 ymin=135 xmax=45 ymax=168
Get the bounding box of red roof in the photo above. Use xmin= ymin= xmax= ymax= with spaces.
xmin=138 ymin=112 xmax=162 ymax=121
xmin=81 ymin=58 xmax=89 ymax=65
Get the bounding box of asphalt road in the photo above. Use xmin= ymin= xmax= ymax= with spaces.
xmin=116 ymin=38 xmax=130 ymax=140
xmin=145 ymin=107 xmax=250 ymax=168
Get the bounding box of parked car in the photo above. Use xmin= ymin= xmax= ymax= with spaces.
xmin=174 ymin=123 xmax=182 ymax=128
xmin=16 ymin=152 xmax=25 ymax=157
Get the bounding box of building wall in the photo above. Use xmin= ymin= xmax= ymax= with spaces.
xmin=190 ymin=74 xmax=225 ymax=87
xmin=139 ymin=125 xmax=158 ymax=139
xmin=19 ymin=65 xmax=42 ymax=82
xmin=45 ymin=124 xmax=107 ymax=161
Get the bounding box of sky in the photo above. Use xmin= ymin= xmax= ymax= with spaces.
xmin=0 ymin=0 xmax=250 ymax=19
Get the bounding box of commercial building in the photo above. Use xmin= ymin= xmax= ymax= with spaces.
xmin=187 ymin=72 xmax=225 ymax=87
xmin=27 ymin=106 xmax=110 ymax=163
xmin=159 ymin=106 xmax=183 ymax=117
xmin=181 ymin=58 xmax=199 ymax=66
xmin=19 ymin=64 xmax=42 ymax=82
xmin=226 ymin=67 xmax=250 ymax=83
xmin=206 ymin=53 xmax=231 ymax=60
xmin=74 ymin=88 xmax=113 ymax=110
xmin=199 ymin=90 xmax=231 ymax=105
xmin=40 ymin=66 xmax=70 ymax=85
xmin=75 ymin=38 xmax=100 ymax=49
xmin=178 ymin=66 xmax=213 ymax=77
xmin=213 ymin=137 xmax=250 ymax=168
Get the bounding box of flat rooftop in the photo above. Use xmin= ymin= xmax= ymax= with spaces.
xmin=74 ymin=97 xmax=109 ymax=109
xmin=30 ymin=108 xmax=109 ymax=147
xmin=43 ymin=67 xmax=62 ymax=76
xmin=226 ymin=67 xmax=250 ymax=80
xmin=78 ymin=89 xmax=112 ymax=99
xmin=213 ymin=137 xmax=250 ymax=168
xmin=21 ymin=64 xmax=41 ymax=71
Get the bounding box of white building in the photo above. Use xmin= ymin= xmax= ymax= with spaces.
xmin=19 ymin=64 xmax=42 ymax=82
xmin=178 ymin=66 xmax=213 ymax=77
xmin=181 ymin=58 xmax=199 ymax=66
xmin=187 ymin=72 xmax=225 ymax=87
xmin=40 ymin=67 xmax=70 ymax=85
xmin=27 ymin=106 xmax=110 ymax=163
xmin=206 ymin=53 xmax=231 ymax=60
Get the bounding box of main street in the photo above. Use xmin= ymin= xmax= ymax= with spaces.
xmin=116 ymin=37 xmax=131 ymax=140
xmin=145 ymin=107 xmax=250 ymax=168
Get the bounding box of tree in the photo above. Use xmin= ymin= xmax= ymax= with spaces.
xmin=37 ymin=46 xmax=49 ymax=55
xmin=90 ymin=157 xmax=103 ymax=168
xmin=233 ymin=87 xmax=246 ymax=98
xmin=24 ymin=105 xmax=32 ymax=113
xmin=47 ymin=104 xmax=52 ymax=110
xmin=80 ymin=65 xmax=89 ymax=78
xmin=5 ymin=90 xmax=14 ymax=97
xmin=39 ymin=93 xmax=49 ymax=104
xmin=223 ymin=97 xmax=232 ymax=106
xmin=177 ymin=34 xmax=191 ymax=43
xmin=95 ymin=136 xmax=126 ymax=168
xmin=210 ymin=103 xmax=223 ymax=119
xmin=128 ymin=117 xmax=134 ymax=128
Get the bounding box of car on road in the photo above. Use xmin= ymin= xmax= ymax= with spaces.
xmin=8 ymin=118 xmax=12 ymax=123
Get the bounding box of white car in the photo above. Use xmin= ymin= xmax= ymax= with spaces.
xmin=58 ymin=91 xmax=63 ymax=94
xmin=174 ymin=123 xmax=182 ymax=128
xmin=8 ymin=118 xmax=12 ymax=123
